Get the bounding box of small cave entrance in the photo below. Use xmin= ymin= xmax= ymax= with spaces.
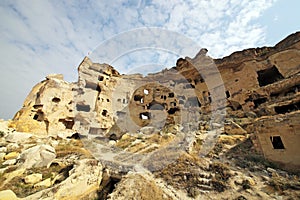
xmin=59 ymin=118 xmax=74 ymax=129
xmin=33 ymin=111 xmax=44 ymax=122
xmin=134 ymin=94 xmax=143 ymax=102
xmin=225 ymin=91 xmax=230 ymax=98
xmin=140 ymin=112 xmax=151 ymax=120
xmin=98 ymin=75 xmax=104 ymax=81
xmin=257 ymin=66 xmax=284 ymax=87
xmin=168 ymin=107 xmax=180 ymax=114
xmin=97 ymin=174 xmax=121 ymax=200
xmin=274 ymin=102 xmax=300 ymax=114
xmin=270 ymin=136 xmax=285 ymax=149
xmin=253 ymin=98 xmax=268 ymax=108
xmin=52 ymin=97 xmax=61 ymax=103
xmin=102 ymin=109 xmax=108 ymax=117
xmin=168 ymin=92 xmax=175 ymax=98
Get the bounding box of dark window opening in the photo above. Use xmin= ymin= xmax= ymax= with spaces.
xmin=139 ymin=112 xmax=151 ymax=120
xmin=107 ymin=99 xmax=110 ymax=102
xmin=270 ymin=136 xmax=285 ymax=149
xmin=208 ymin=96 xmax=212 ymax=103
xmin=96 ymin=85 xmax=101 ymax=93
xmin=274 ymin=102 xmax=300 ymax=114
xmin=170 ymin=102 xmax=177 ymax=107
xmin=225 ymin=91 xmax=230 ymax=98
xmin=168 ymin=107 xmax=180 ymax=114
xmin=253 ymin=98 xmax=267 ymax=108
xmin=33 ymin=104 xmax=43 ymax=109
xmin=76 ymin=104 xmax=91 ymax=112
xmin=98 ymin=75 xmax=104 ymax=81
xmin=59 ymin=118 xmax=74 ymax=129
xmin=235 ymin=79 xmax=239 ymax=82
xmin=168 ymin=92 xmax=175 ymax=98
xmin=102 ymin=109 xmax=108 ymax=117
xmin=33 ymin=111 xmax=44 ymax=122
xmin=134 ymin=95 xmax=143 ymax=101
xmin=123 ymin=99 xmax=126 ymax=104
xmin=52 ymin=97 xmax=61 ymax=103
xmin=257 ymin=66 xmax=284 ymax=87
xmin=194 ymin=78 xmax=204 ymax=84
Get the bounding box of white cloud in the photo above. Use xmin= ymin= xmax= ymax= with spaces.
xmin=0 ymin=0 xmax=277 ymax=119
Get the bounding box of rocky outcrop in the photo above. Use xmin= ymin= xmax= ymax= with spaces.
xmin=8 ymin=32 xmax=300 ymax=173
xmin=9 ymin=74 xmax=75 ymax=136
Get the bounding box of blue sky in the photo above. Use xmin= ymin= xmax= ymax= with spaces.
xmin=0 ymin=0 xmax=299 ymax=119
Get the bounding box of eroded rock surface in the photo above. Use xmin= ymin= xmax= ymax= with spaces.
xmin=1 ymin=32 xmax=300 ymax=199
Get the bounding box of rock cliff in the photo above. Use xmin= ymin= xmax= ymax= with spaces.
xmin=2 ymin=32 xmax=300 ymax=199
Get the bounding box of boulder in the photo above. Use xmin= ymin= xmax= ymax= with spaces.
xmin=2 ymin=158 xmax=17 ymax=165
xmin=34 ymin=178 xmax=52 ymax=188
xmin=5 ymin=132 xmax=33 ymax=143
xmin=4 ymin=152 xmax=19 ymax=160
xmin=24 ymin=173 xmax=43 ymax=184
xmin=20 ymin=145 xmax=56 ymax=168
xmin=0 ymin=190 xmax=19 ymax=200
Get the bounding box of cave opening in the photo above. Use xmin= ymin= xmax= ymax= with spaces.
xmin=140 ymin=112 xmax=151 ymax=120
xmin=52 ymin=97 xmax=61 ymax=103
xmin=274 ymin=102 xmax=300 ymax=114
xmin=253 ymin=98 xmax=268 ymax=108
xmin=270 ymin=136 xmax=285 ymax=149
xmin=168 ymin=107 xmax=180 ymax=114
xmin=257 ymin=66 xmax=284 ymax=87
xmin=134 ymin=95 xmax=143 ymax=101
xmin=59 ymin=118 xmax=74 ymax=129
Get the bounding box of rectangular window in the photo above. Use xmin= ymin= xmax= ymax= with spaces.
xmin=270 ymin=136 xmax=285 ymax=149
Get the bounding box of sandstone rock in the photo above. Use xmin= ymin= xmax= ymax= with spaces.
xmin=2 ymin=158 xmax=17 ymax=165
xmin=34 ymin=178 xmax=52 ymax=188
xmin=0 ymin=190 xmax=19 ymax=200
xmin=108 ymin=173 xmax=171 ymax=200
xmin=9 ymin=74 xmax=75 ymax=136
xmin=5 ymin=132 xmax=33 ymax=143
xmin=0 ymin=147 xmax=7 ymax=153
xmin=0 ymin=152 xmax=5 ymax=161
xmin=267 ymin=167 xmax=277 ymax=174
xmin=24 ymin=173 xmax=43 ymax=184
xmin=6 ymin=143 xmax=19 ymax=152
xmin=20 ymin=145 xmax=56 ymax=168
xmin=25 ymin=159 xmax=103 ymax=200
xmin=4 ymin=152 xmax=19 ymax=160
xmin=8 ymin=31 xmax=300 ymax=173
xmin=224 ymin=120 xmax=247 ymax=135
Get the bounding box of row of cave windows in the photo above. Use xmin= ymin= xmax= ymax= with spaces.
xmin=32 ymin=112 xmax=74 ymax=129
xmin=139 ymin=107 xmax=180 ymax=120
